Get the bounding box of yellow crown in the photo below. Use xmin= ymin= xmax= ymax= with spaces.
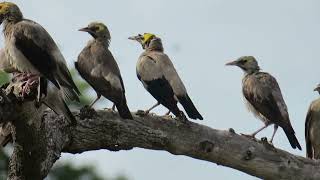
xmin=142 ymin=33 xmax=155 ymax=44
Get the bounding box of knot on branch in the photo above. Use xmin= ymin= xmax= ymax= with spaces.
xmin=228 ymin=128 xmax=235 ymax=134
xmin=199 ymin=140 xmax=215 ymax=153
xmin=243 ymin=147 xmax=255 ymax=161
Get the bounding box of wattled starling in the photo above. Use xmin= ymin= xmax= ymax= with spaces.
xmin=226 ymin=56 xmax=301 ymax=150
xmin=0 ymin=48 xmax=76 ymax=125
xmin=129 ymin=33 xmax=203 ymax=120
xmin=0 ymin=2 xmax=80 ymax=102
xmin=76 ymin=22 xmax=133 ymax=119
xmin=305 ymin=84 xmax=320 ymax=158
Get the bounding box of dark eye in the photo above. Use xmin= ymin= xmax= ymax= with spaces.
xmin=91 ymin=26 xmax=99 ymax=32
xmin=239 ymin=60 xmax=247 ymax=64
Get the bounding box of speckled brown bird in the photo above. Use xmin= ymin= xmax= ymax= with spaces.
xmin=305 ymin=84 xmax=320 ymax=158
xmin=76 ymin=22 xmax=133 ymax=120
xmin=226 ymin=56 xmax=301 ymax=150
xmin=129 ymin=33 xmax=203 ymax=120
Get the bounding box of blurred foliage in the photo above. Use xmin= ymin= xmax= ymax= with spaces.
xmin=68 ymin=68 xmax=94 ymax=107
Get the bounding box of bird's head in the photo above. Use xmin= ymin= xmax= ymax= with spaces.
xmin=128 ymin=33 xmax=156 ymax=49
xmin=79 ymin=22 xmax=111 ymax=40
xmin=0 ymin=2 xmax=22 ymax=24
xmin=314 ymin=84 xmax=320 ymax=94
xmin=226 ymin=56 xmax=260 ymax=74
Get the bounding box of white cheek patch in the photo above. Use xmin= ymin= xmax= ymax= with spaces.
xmin=104 ymin=72 xmax=122 ymax=90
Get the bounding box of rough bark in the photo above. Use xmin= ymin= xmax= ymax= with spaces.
xmin=1 ymin=84 xmax=320 ymax=180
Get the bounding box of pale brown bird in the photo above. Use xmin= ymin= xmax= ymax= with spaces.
xmin=226 ymin=56 xmax=301 ymax=150
xmin=129 ymin=33 xmax=203 ymax=120
xmin=76 ymin=22 xmax=133 ymax=119
xmin=0 ymin=48 xmax=77 ymax=125
xmin=0 ymin=2 xmax=80 ymax=103
xmin=305 ymin=84 xmax=320 ymax=158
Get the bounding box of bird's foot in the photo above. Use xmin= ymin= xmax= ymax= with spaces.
xmin=261 ymin=137 xmax=276 ymax=150
xmin=79 ymin=105 xmax=97 ymax=119
xmin=161 ymin=114 xmax=174 ymax=120
xmin=135 ymin=110 xmax=150 ymax=116
xmin=175 ymin=112 xmax=188 ymax=123
xmin=19 ymin=76 xmax=39 ymax=98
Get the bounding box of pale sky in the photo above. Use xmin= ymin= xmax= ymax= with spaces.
xmin=2 ymin=0 xmax=320 ymax=179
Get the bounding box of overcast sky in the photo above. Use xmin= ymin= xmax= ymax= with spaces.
xmin=3 ymin=0 xmax=320 ymax=179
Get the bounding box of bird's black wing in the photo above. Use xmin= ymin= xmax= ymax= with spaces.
xmin=13 ymin=26 xmax=59 ymax=88
xmin=137 ymin=55 xmax=181 ymax=117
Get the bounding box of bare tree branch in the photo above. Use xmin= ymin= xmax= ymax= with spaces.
xmin=1 ymin=82 xmax=320 ymax=180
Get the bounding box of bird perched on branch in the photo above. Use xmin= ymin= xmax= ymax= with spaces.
xmin=129 ymin=33 xmax=203 ymax=120
xmin=0 ymin=2 xmax=80 ymax=104
xmin=226 ymin=56 xmax=301 ymax=150
xmin=0 ymin=48 xmax=77 ymax=125
xmin=76 ymin=22 xmax=133 ymax=120
xmin=305 ymin=84 xmax=320 ymax=158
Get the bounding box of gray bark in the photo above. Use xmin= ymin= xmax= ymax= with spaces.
xmin=0 ymin=82 xmax=319 ymax=180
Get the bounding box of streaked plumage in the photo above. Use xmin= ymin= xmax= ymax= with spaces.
xmin=0 ymin=2 xmax=80 ymax=102
xmin=129 ymin=33 xmax=203 ymax=120
xmin=76 ymin=22 xmax=132 ymax=119
xmin=226 ymin=56 xmax=301 ymax=150
xmin=305 ymin=85 xmax=320 ymax=159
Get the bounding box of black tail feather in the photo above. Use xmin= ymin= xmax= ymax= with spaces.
xmin=283 ymin=126 xmax=301 ymax=150
xmin=62 ymin=100 xmax=77 ymax=125
xmin=178 ymin=94 xmax=203 ymax=120
xmin=115 ymin=100 xmax=133 ymax=120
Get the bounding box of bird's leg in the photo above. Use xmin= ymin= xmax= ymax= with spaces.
xmin=145 ymin=102 xmax=160 ymax=114
xmin=136 ymin=102 xmax=160 ymax=116
xmin=241 ymin=124 xmax=270 ymax=139
xmin=89 ymin=95 xmax=101 ymax=108
xmin=269 ymin=124 xmax=279 ymax=144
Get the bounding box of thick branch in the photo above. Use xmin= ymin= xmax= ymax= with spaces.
xmin=64 ymin=110 xmax=318 ymax=180
xmin=0 ymin=82 xmax=319 ymax=179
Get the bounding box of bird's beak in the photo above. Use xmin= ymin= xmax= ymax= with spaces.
xmin=225 ymin=60 xmax=238 ymax=66
xmin=78 ymin=27 xmax=92 ymax=33
xmin=128 ymin=35 xmax=139 ymax=41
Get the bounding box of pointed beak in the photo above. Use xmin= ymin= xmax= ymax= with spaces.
xmin=78 ymin=27 xmax=91 ymax=33
xmin=128 ymin=36 xmax=137 ymax=40
xmin=225 ymin=60 xmax=238 ymax=66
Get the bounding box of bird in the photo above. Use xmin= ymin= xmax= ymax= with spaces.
xmin=128 ymin=33 xmax=203 ymax=120
xmin=226 ymin=56 xmax=301 ymax=150
xmin=75 ymin=22 xmax=133 ymax=120
xmin=305 ymin=84 xmax=320 ymax=158
xmin=0 ymin=2 xmax=80 ymax=103
xmin=0 ymin=48 xmax=77 ymax=125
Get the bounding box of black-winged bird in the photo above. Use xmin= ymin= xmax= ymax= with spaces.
xmin=129 ymin=33 xmax=203 ymax=120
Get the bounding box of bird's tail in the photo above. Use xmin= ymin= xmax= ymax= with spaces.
xmin=115 ymin=99 xmax=133 ymax=120
xmin=61 ymin=86 xmax=80 ymax=102
xmin=44 ymin=83 xmax=77 ymax=125
xmin=283 ymin=125 xmax=301 ymax=150
xmin=178 ymin=94 xmax=203 ymax=120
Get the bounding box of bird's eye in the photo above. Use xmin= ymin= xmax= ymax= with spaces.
xmin=91 ymin=26 xmax=99 ymax=32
